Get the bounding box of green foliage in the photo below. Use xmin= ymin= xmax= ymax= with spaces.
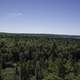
xmin=0 ymin=34 xmax=80 ymax=80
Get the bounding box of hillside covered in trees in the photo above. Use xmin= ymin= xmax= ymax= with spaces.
xmin=0 ymin=33 xmax=80 ymax=80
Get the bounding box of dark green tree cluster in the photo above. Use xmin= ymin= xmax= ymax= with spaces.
xmin=0 ymin=34 xmax=80 ymax=80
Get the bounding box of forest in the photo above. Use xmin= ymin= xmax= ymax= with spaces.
xmin=0 ymin=33 xmax=80 ymax=80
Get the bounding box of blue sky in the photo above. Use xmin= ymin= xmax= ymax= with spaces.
xmin=0 ymin=0 xmax=80 ymax=35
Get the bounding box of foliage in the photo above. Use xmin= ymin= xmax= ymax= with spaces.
xmin=0 ymin=34 xmax=80 ymax=80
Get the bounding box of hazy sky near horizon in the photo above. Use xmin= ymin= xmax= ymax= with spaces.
xmin=0 ymin=0 xmax=80 ymax=35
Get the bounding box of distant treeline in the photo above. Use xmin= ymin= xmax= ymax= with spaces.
xmin=0 ymin=32 xmax=80 ymax=39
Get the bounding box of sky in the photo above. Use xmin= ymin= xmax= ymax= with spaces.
xmin=0 ymin=0 xmax=80 ymax=35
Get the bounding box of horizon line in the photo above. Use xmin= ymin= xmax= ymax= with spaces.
xmin=0 ymin=31 xmax=80 ymax=36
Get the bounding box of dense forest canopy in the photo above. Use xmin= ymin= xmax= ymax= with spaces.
xmin=0 ymin=33 xmax=80 ymax=80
